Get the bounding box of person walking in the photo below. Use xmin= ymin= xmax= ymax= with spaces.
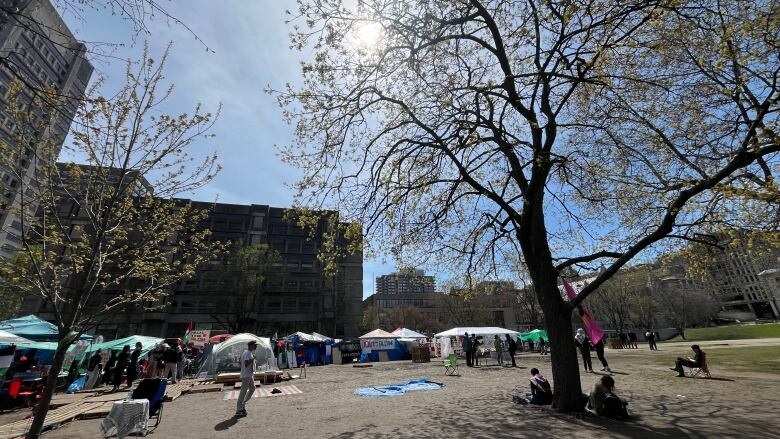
xmin=235 ymin=340 xmax=258 ymax=417
xmin=112 ymin=345 xmax=130 ymax=391
xmin=618 ymin=332 xmax=627 ymax=349
xmin=574 ymin=329 xmax=593 ymax=372
xmin=592 ymin=338 xmax=610 ymax=372
xmin=645 ymin=330 xmax=656 ymax=351
xmin=462 ymin=332 xmax=473 ymax=367
xmin=126 ymin=342 xmax=142 ymax=388
xmin=85 ymin=349 xmax=103 ymax=390
xmin=493 ymin=335 xmax=504 ymax=366
xmin=538 ymin=337 xmax=547 ymax=355
xmin=628 ymin=332 xmax=638 ymax=349
xmin=505 ymin=334 xmax=517 ymax=367
xmin=162 ymin=345 xmax=178 ymax=383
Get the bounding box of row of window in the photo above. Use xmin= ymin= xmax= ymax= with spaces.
xmin=173 ymin=298 xmax=318 ymax=314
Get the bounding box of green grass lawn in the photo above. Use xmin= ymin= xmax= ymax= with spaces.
xmin=643 ymin=345 xmax=780 ymax=375
xmin=669 ymin=323 xmax=780 ymax=342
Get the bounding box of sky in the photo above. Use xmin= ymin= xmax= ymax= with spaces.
xmin=57 ymin=0 xmax=394 ymax=298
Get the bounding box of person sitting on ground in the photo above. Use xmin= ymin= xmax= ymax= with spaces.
xmin=670 ymin=345 xmax=706 ymax=377
xmin=587 ymin=375 xmax=629 ymax=419
xmin=526 ymin=368 xmax=553 ymax=405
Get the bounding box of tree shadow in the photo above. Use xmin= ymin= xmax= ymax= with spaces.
xmin=214 ymin=417 xmax=239 ymax=431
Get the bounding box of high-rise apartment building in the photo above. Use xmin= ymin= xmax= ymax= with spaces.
xmin=375 ymin=268 xmax=435 ymax=295
xmin=0 ymin=0 xmax=93 ymax=257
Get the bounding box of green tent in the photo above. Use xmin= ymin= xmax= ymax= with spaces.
xmin=519 ymin=329 xmax=548 ymax=342
xmin=84 ymin=335 xmax=163 ymax=359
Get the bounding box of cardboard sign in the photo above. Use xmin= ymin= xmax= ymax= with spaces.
xmin=188 ymin=330 xmax=211 ymax=347
xmin=360 ymin=339 xmax=396 ymax=351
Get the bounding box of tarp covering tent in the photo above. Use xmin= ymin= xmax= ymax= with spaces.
xmin=359 ymin=329 xmax=407 ymax=362
xmin=197 ymin=333 xmax=276 ymax=377
xmin=311 ymin=332 xmax=332 ymax=342
xmin=434 ymin=327 xmax=519 ymax=338
xmin=519 ymin=329 xmax=548 ymax=342
xmin=392 ymin=328 xmax=427 ymax=339
xmin=0 ymin=315 xmax=93 ymax=342
xmin=0 ymin=330 xmax=32 ymax=345
xmin=83 ymin=335 xmax=164 ymax=359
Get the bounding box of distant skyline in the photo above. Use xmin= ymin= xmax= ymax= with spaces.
xmin=55 ymin=1 xmax=395 ymax=298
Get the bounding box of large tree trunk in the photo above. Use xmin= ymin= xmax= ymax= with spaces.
xmin=538 ymin=281 xmax=583 ymax=411
xmin=27 ymin=337 xmax=70 ymax=439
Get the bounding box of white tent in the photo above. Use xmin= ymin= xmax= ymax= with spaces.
xmin=197 ymin=333 xmax=276 ymax=377
xmin=289 ymin=331 xmax=320 ymax=343
xmin=392 ymin=328 xmax=427 ymax=339
xmin=359 ymin=329 xmax=400 ymax=339
xmin=434 ymin=327 xmax=518 ymax=338
xmin=0 ymin=330 xmax=32 ymax=344
xmin=311 ymin=332 xmax=332 ymax=342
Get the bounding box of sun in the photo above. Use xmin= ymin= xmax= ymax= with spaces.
xmin=354 ymin=21 xmax=383 ymax=49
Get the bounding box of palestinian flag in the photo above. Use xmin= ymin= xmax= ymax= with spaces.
xmin=183 ymin=321 xmax=193 ymax=345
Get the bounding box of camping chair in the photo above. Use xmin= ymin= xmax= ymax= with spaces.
xmin=443 ymin=354 xmax=459 ymax=376
xmin=687 ymin=358 xmax=712 ymax=378
xmin=131 ymin=378 xmax=167 ymax=428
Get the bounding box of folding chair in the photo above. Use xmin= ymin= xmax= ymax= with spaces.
xmin=131 ymin=378 xmax=167 ymax=429
xmin=687 ymin=359 xmax=712 ymax=378
xmin=443 ymin=354 xmax=459 ymax=376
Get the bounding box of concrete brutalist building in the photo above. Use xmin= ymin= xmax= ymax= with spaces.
xmin=0 ymin=0 xmax=93 ymax=257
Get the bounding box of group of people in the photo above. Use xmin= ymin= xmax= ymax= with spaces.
xmin=82 ymin=342 xmax=192 ymax=392
xmin=83 ymin=342 xmax=144 ymax=391
xmin=574 ymin=328 xmax=610 ymax=373
xmin=462 ymin=333 xmax=521 ymax=367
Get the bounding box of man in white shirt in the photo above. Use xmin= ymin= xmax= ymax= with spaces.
xmin=235 ymin=340 xmax=257 ymax=417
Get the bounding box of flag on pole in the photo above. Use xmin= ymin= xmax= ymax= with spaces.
xmin=183 ymin=321 xmax=193 ymax=345
xmin=561 ymin=277 xmax=605 ymax=344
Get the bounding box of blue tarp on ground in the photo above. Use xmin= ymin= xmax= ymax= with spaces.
xmin=0 ymin=315 xmax=93 ymax=342
xmin=355 ymin=378 xmax=444 ymax=398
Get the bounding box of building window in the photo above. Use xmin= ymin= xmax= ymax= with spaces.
xmin=267 ymin=301 xmax=281 ymax=312
xmin=283 ymin=300 xmax=297 ymax=312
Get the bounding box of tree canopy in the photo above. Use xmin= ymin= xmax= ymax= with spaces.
xmin=277 ymin=0 xmax=779 ymax=410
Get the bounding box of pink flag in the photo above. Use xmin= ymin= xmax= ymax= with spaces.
xmin=561 ymin=277 xmax=605 ymax=345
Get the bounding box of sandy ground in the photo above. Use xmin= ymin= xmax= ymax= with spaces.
xmin=17 ymin=342 xmax=780 ymax=439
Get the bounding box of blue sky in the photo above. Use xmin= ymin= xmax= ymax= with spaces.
xmin=58 ymin=1 xmax=394 ymax=298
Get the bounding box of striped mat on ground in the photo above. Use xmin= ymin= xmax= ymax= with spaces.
xmin=222 ymin=385 xmax=302 ymax=400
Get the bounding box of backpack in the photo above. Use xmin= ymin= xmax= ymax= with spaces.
xmin=601 ymin=393 xmax=629 ymax=420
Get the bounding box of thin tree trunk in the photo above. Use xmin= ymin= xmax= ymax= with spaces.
xmin=27 ymin=337 xmax=70 ymax=439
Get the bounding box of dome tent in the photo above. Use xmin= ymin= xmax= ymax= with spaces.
xmin=197 ymin=333 xmax=276 ymax=377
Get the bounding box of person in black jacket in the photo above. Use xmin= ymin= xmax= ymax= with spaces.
xmin=505 ymin=334 xmax=517 ymax=367
xmin=112 ymin=345 xmax=130 ymax=391
xmin=102 ymin=351 xmax=117 ymax=385
xmin=574 ymin=329 xmax=593 ymax=372
xmin=126 ymin=342 xmax=142 ymax=388
xmin=671 ymin=345 xmax=706 ymax=377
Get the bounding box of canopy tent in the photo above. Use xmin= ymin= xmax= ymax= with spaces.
xmin=359 ymin=329 xmax=400 ymax=339
xmin=288 ymin=331 xmax=321 ymax=344
xmin=0 ymin=330 xmax=33 ymax=345
xmin=391 ymin=328 xmax=427 ymax=339
xmin=519 ymin=329 xmax=549 ymax=342
xmin=434 ymin=327 xmax=518 ymax=338
xmin=359 ymin=329 xmax=407 ymax=362
xmin=197 ymin=333 xmax=276 ymax=377
xmin=0 ymin=315 xmax=93 ymax=342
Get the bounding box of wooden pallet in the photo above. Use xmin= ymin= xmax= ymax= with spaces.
xmin=163 ymin=383 xmax=192 ymax=401
xmin=84 ymin=392 xmax=129 ymax=403
xmin=77 ymin=402 xmax=112 ymax=420
xmin=186 ymin=383 xmax=224 ymax=394
xmin=49 ymin=394 xmax=90 ymax=408
xmin=0 ymin=402 xmax=104 ymax=439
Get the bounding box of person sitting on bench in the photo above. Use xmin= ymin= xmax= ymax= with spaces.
xmin=671 ymin=345 xmax=705 ymax=377
xmin=526 ymin=368 xmax=552 ymax=405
